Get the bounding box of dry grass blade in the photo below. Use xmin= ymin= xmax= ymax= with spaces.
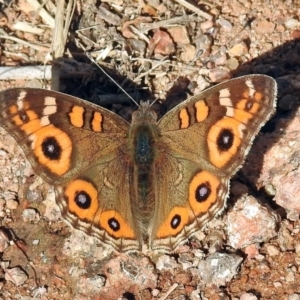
xmin=139 ymin=15 xmax=207 ymax=33
xmin=51 ymin=0 xmax=76 ymax=90
xmin=158 ymin=283 xmax=179 ymax=300
xmin=26 ymin=0 xmax=55 ymax=28
xmin=0 ymin=28 xmax=50 ymax=52
xmin=12 ymin=21 xmax=44 ymax=35
xmin=174 ymin=0 xmax=212 ymax=19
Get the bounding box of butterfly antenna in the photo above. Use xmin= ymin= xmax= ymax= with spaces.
xmin=149 ymin=97 xmax=159 ymax=107
xmin=86 ymin=53 xmax=139 ymax=107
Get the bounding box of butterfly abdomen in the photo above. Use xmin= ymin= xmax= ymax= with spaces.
xmin=133 ymin=125 xmax=155 ymax=200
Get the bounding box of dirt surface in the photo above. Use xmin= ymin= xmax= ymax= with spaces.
xmin=1 ymin=0 xmax=300 ymax=299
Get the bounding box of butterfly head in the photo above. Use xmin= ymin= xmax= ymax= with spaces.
xmin=131 ymin=101 xmax=158 ymax=125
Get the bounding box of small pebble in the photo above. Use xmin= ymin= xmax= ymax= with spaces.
xmin=6 ymin=199 xmax=18 ymax=210
xmin=240 ymin=293 xmax=258 ymax=300
xmin=273 ymin=281 xmax=282 ymax=288
xmin=0 ymin=230 xmax=9 ymax=252
xmin=216 ymin=18 xmax=233 ymax=31
xmin=22 ymin=208 xmax=39 ymax=222
xmin=285 ymin=19 xmax=299 ymax=29
xmin=287 ymin=294 xmax=300 ymax=300
xmin=209 ymin=68 xmax=231 ymax=83
xmin=228 ymin=42 xmax=248 ymax=57
xmin=156 ymin=255 xmax=178 ymax=271
xmin=226 ymin=57 xmax=239 ymax=70
xmin=255 ymin=19 xmax=275 ymax=34
xmin=265 ymin=244 xmax=280 ymax=256
xmin=198 ymin=253 xmax=243 ymax=286
xmin=287 ymin=211 xmax=299 ymax=221
xmin=5 ymin=267 xmax=28 ymax=286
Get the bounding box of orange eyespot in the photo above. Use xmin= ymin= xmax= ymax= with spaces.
xmin=156 ymin=207 xmax=189 ymax=238
xmin=33 ymin=125 xmax=72 ymax=175
xmin=65 ymin=179 xmax=98 ymax=222
xmin=207 ymin=117 xmax=243 ymax=168
xmin=99 ymin=210 xmax=136 ymax=239
xmin=189 ymin=171 xmax=220 ymax=214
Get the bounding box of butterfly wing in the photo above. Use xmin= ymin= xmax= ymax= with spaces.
xmin=150 ymin=75 xmax=277 ymax=251
xmin=0 ymin=88 xmax=140 ymax=251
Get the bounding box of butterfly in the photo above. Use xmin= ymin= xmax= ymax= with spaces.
xmin=0 ymin=74 xmax=277 ymax=252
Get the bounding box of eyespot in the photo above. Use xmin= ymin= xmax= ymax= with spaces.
xmin=156 ymin=207 xmax=189 ymax=238
xmin=189 ymin=171 xmax=221 ymax=214
xmin=99 ymin=210 xmax=136 ymax=239
xmin=33 ymin=125 xmax=72 ymax=175
xmin=207 ymin=117 xmax=243 ymax=168
xmin=64 ymin=179 xmax=98 ymax=222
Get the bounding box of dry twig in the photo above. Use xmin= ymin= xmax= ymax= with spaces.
xmin=0 ymin=28 xmax=49 ymax=52
xmin=139 ymin=15 xmax=209 ymax=33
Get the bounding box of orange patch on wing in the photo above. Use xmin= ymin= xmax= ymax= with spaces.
xmin=20 ymin=110 xmax=41 ymax=134
xmin=92 ymin=112 xmax=103 ymax=132
xmin=233 ymin=108 xmax=253 ymax=124
xmin=208 ymin=117 xmax=242 ymax=168
xmin=65 ymin=179 xmax=99 ymax=221
xmin=254 ymin=91 xmax=263 ymax=102
xmin=189 ymin=171 xmax=220 ymax=214
xmin=235 ymin=99 xmax=247 ymax=110
xmin=195 ymin=100 xmax=209 ymax=122
xmin=33 ymin=125 xmax=72 ymax=175
xmin=23 ymin=101 xmax=30 ymax=109
xmin=99 ymin=210 xmax=135 ymax=239
xmin=69 ymin=106 xmax=84 ymax=128
xmin=11 ymin=108 xmax=42 ymax=133
xmin=9 ymin=104 xmax=18 ymax=115
xmin=21 ymin=119 xmax=43 ymax=135
xmin=236 ymin=99 xmax=260 ymax=115
xmin=12 ymin=114 xmax=25 ymax=126
xmin=179 ymin=108 xmax=190 ymax=129
xmin=156 ymin=207 xmax=189 ymax=238
xmin=248 ymin=102 xmax=260 ymax=114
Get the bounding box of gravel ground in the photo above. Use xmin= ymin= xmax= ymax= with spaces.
xmin=0 ymin=1 xmax=300 ymax=299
